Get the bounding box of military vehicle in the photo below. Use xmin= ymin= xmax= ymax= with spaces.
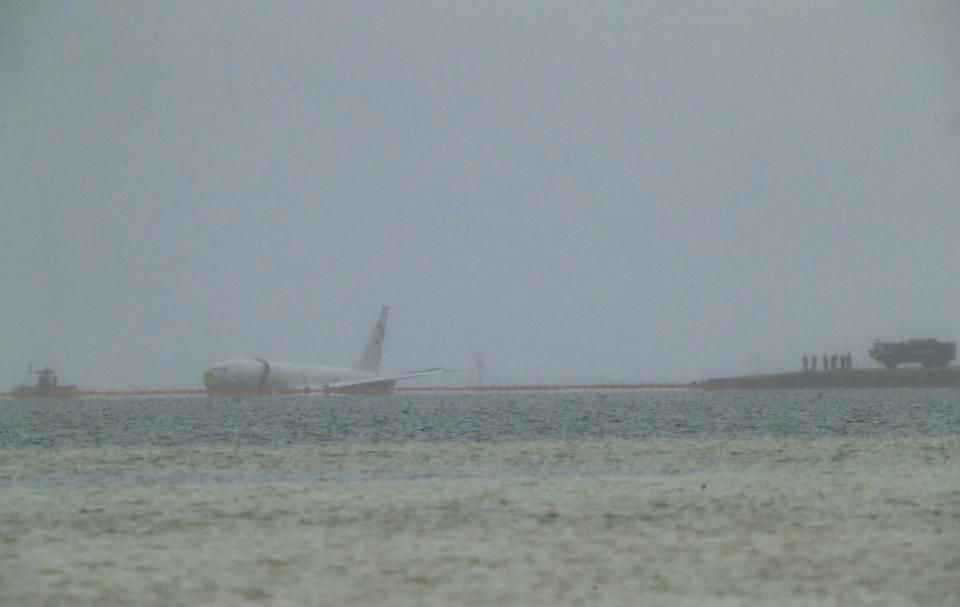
xmin=13 ymin=366 xmax=79 ymax=396
xmin=868 ymin=338 xmax=956 ymax=369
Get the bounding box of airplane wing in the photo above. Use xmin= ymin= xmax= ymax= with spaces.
xmin=320 ymin=368 xmax=453 ymax=392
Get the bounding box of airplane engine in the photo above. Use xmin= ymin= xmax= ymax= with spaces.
xmin=203 ymin=359 xmax=270 ymax=391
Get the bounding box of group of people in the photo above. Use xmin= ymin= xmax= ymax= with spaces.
xmin=803 ymin=353 xmax=852 ymax=372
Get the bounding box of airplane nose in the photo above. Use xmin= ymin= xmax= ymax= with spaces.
xmin=203 ymin=370 xmax=219 ymax=390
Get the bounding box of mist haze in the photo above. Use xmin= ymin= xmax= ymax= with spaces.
xmin=3 ymin=2 xmax=959 ymax=390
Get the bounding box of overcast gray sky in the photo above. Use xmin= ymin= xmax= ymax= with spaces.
xmin=3 ymin=2 xmax=959 ymax=389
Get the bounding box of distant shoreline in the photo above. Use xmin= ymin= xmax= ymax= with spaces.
xmin=4 ymin=367 xmax=960 ymax=396
xmin=699 ymin=366 xmax=960 ymax=389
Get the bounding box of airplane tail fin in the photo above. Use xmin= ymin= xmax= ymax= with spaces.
xmin=356 ymin=306 xmax=389 ymax=372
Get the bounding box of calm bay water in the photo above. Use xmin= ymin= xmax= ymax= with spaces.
xmin=1 ymin=389 xmax=959 ymax=605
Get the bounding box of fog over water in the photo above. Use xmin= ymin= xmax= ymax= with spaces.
xmin=3 ymin=3 xmax=960 ymax=389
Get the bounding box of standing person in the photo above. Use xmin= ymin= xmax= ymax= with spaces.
xmin=823 ymin=354 xmax=829 ymax=371
xmin=831 ymin=354 xmax=838 ymax=370
xmin=803 ymin=355 xmax=809 ymax=372
xmin=846 ymin=352 xmax=853 ymax=369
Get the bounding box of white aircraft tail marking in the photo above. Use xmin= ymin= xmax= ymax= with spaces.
xmin=355 ymin=306 xmax=389 ymax=372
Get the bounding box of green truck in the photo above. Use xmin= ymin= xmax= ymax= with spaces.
xmin=868 ymin=338 xmax=956 ymax=369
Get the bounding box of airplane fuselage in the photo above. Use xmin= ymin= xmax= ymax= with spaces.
xmin=202 ymin=307 xmax=443 ymax=393
xmin=203 ymin=359 xmax=382 ymax=392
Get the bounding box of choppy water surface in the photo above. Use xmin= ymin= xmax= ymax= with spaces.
xmin=3 ymin=388 xmax=959 ymax=449
xmin=1 ymin=389 xmax=958 ymax=605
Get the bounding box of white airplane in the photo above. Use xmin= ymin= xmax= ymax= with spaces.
xmin=202 ymin=307 xmax=445 ymax=393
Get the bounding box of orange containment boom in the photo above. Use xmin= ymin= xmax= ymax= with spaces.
xmin=1 ymin=383 xmax=694 ymax=397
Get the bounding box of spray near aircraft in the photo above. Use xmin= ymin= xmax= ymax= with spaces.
xmin=202 ymin=307 xmax=445 ymax=393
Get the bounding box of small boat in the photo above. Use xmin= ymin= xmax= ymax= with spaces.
xmin=13 ymin=366 xmax=79 ymax=397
